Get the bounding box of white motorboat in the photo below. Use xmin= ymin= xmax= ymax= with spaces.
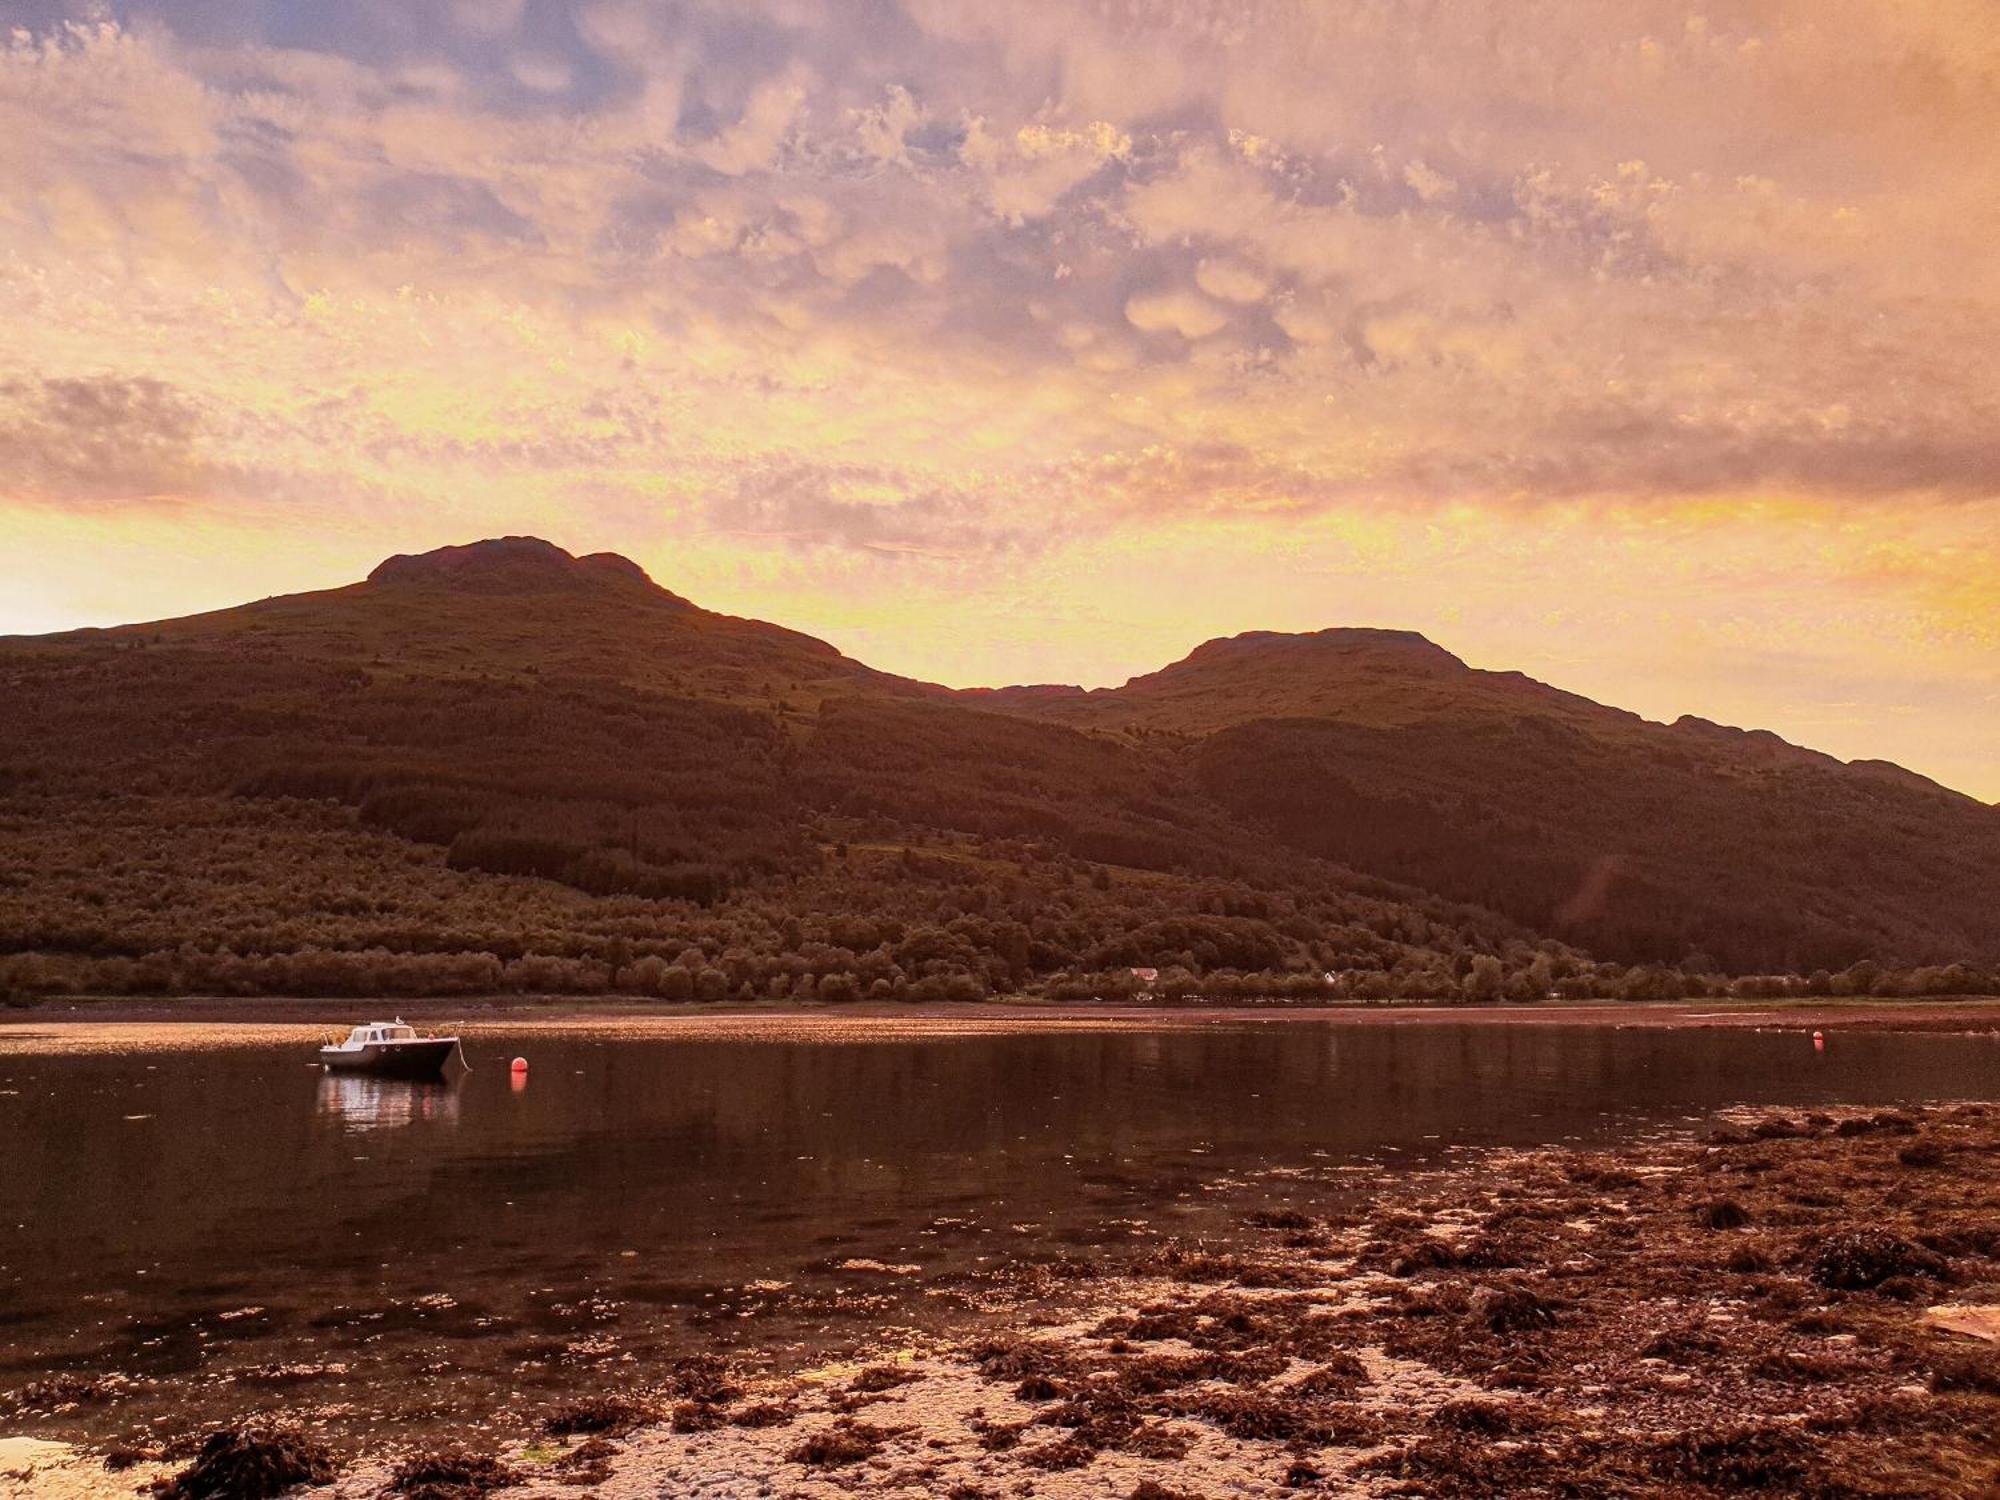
xmin=318 ymin=1020 xmax=461 ymax=1078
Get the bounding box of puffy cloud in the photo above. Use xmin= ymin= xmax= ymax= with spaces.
xmin=509 ymin=53 xmax=573 ymax=94
xmin=851 ymin=84 xmax=924 ymax=164
xmin=694 ymin=68 xmax=810 ymax=176
xmin=1193 ymin=259 xmax=1268 ymax=305
xmin=961 ymin=116 xmax=1130 ymax=223
xmin=1124 ymin=286 xmax=1230 ymax=340
xmin=704 ymin=461 xmax=1032 ymax=558
xmin=0 ymin=376 xmax=207 ymax=505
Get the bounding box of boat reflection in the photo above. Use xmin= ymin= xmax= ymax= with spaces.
xmin=316 ymin=1072 xmax=461 ymax=1132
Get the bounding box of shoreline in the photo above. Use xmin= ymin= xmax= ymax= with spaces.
xmin=7 ymin=994 xmax=2000 ymax=1035
xmin=8 ymin=1100 xmax=1999 ymax=1498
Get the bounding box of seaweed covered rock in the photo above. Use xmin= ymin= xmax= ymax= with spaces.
xmin=850 ymin=1363 xmax=923 ymax=1393
xmin=1695 ymin=1198 xmax=1751 ymax=1230
xmin=788 ymin=1419 xmax=888 ymax=1466
xmin=156 ymin=1429 xmax=337 ymax=1500
xmin=1810 ymin=1232 xmax=1949 ymax=1292
xmin=543 ymin=1393 xmax=656 ymax=1437
xmin=385 ymin=1448 xmax=521 ymax=1499
xmin=1471 ymin=1283 xmax=1556 ymax=1333
xmin=1650 ymin=1423 xmax=1812 ymax=1490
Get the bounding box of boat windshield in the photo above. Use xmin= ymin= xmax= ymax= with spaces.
xmin=342 ymin=1024 xmax=418 ymax=1044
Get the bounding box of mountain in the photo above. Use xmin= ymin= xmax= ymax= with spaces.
xmin=1 ymin=537 xmax=1995 ymax=1004
xmin=982 ymin=629 xmax=2000 ymax=972
xmin=105 ymin=534 xmax=923 ymax=706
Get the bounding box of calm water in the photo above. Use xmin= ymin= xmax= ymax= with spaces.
xmin=1 ymin=1017 xmax=1995 ymax=1445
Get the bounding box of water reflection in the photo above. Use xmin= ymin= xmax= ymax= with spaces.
xmin=315 ymin=1072 xmax=461 ymax=1132
xmin=2 ymin=1021 xmax=1993 ymax=1446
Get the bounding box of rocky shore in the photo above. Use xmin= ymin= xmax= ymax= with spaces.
xmin=8 ymin=1101 xmax=1998 ymax=1499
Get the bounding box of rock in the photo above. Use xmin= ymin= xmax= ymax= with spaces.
xmin=1809 ymin=1232 xmax=1949 ymax=1292
xmin=1926 ymin=1304 xmax=2000 ymax=1343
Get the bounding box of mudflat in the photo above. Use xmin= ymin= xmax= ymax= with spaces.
xmin=10 ymin=1098 xmax=1998 ymax=1498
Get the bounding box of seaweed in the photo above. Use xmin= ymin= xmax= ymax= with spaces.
xmin=850 ymin=1363 xmax=923 ymax=1393
xmin=5 ymin=1373 xmax=121 ymax=1415
xmin=384 ymin=1448 xmax=520 ymax=1500
xmin=551 ymin=1437 xmax=616 ymax=1487
xmin=155 ymin=1430 xmax=338 ymax=1500
xmin=788 ymin=1419 xmax=889 ymax=1466
xmin=1471 ymin=1283 xmax=1556 ymax=1333
xmin=1810 ymin=1232 xmax=1950 ymax=1292
xmin=1649 ymin=1424 xmax=1812 ymax=1490
xmin=1696 ymin=1198 xmax=1752 ymax=1229
xmin=1018 ymin=1435 xmax=1095 ymax=1469
xmin=1246 ymin=1209 xmax=1318 ymax=1231
xmin=664 ymin=1353 xmax=739 ymax=1404
xmin=1426 ymin=1397 xmax=1546 ymax=1435
xmin=543 ymin=1394 xmax=655 ymax=1437
xmin=670 ymin=1400 xmax=727 ymax=1432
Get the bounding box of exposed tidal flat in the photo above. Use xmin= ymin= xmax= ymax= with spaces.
xmin=2 ymin=1015 xmax=1998 ymax=1497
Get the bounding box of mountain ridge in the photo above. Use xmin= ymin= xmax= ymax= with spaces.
xmin=2 ymin=536 xmax=1996 ymax=1000
xmin=21 ymin=536 xmax=1960 ymax=797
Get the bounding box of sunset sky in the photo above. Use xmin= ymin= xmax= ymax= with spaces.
xmin=2 ymin=1 xmax=1996 ymax=797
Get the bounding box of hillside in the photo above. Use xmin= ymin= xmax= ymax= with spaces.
xmin=983 ymin=629 xmax=2000 ymax=972
xmin=2 ymin=537 xmax=1996 ymax=1003
xmin=0 ymin=539 xmax=1557 ymax=1004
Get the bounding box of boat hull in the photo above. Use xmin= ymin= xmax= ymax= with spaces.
xmin=318 ymin=1038 xmax=460 ymax=1078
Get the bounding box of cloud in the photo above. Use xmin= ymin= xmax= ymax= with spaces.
xmin=0 ymin=376 xmax=207 ymax=505
xmin=509 ymin=53 xmax=573 ymax=94
xmin=961 ymin=116 xmax=1130 ymax=223
xmin=703 ymin=461 xmax=1032 ymax=558
xmin=1124 ymin=285 xmax=1230 ymax=340
xmin=851 ymin=84 xmax=923 ymax=164
xmin=694 ymin=68 xmax=809 ymax=176
xmin=1193 ymin=259 xmax=1268 ymax=305
xmin=0 ymin=3 xmax=1996 ymax=793
xmin=451 ymin=0 xmax=527 ymax=38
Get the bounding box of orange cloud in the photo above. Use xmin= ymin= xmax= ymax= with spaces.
xmin=0 ymin=5 xmax=1994 ymax=798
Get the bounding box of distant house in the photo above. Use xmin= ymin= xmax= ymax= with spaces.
xmin=1130 ymin=967 xmax=1161 ymax=985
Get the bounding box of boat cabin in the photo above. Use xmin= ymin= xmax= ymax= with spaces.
xmin=343 ymin=1022 xmax=418 ymax=1046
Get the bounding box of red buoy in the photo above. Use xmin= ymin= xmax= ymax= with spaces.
xmin=511 ymin=1056 xmax=528 ymax=1073
xmin=1812 ymin=1031 xmax=1825 ymax=1052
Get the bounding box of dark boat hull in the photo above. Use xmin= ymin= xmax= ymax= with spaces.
xmin=318 ymin=1039 xmax=460 ymax=1078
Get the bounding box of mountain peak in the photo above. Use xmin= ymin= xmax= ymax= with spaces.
xmin=367 ymin=537 xmax=667 ymax=595
xmin=1177 ymin=627 xmax=1464 ymax=670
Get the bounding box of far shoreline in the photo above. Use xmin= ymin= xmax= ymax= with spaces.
xmin=7 ymin=993 xmax=2000 ymax=1033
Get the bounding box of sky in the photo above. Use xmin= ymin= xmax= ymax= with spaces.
xmin=2 ymin=1 xmax=1997 ymax=800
